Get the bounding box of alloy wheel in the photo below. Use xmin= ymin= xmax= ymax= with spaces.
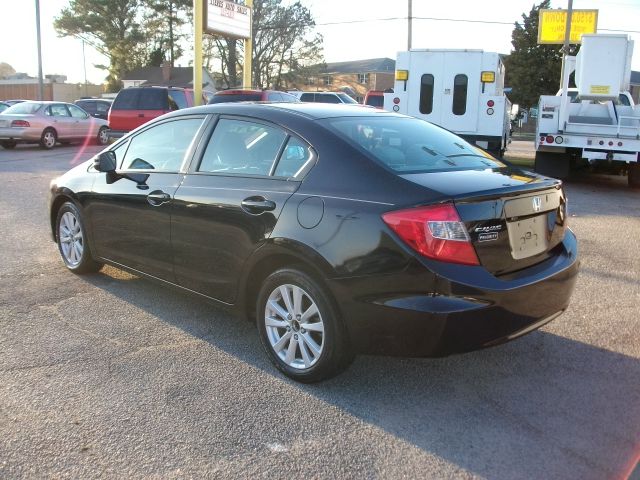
xmin=264 ymin=283 xmax=325 ymax=370
xmin=58 ymin=211 xmax=84 ymax=267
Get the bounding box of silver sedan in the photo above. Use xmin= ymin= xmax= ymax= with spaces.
xmin=0 ymin=101 xmax=109 ymax=150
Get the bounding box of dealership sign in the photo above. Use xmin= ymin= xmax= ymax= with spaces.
xmin=538 ymin=9 xmax=598 ymax=44
xmin=204 ymin=0 xmax=252 ymax=39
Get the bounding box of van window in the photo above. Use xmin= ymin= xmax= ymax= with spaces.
xmin=452 ymin=74 xmax=468 ymax=115
xmin=112 ymin=89 xmax=139 ymax=110
xmin=300 ymin=93 xmax=315 ymax=102
xmin=138 ymin=89 xmax=169 ymax=110
xmin=419 ymin=74 xmax=434 ymax=114
xmin=169 ymin=90 xmax=188 ymax=109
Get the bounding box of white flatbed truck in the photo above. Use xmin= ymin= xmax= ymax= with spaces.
xmin=384 ymin=49 xmax=512 ymax=157
xmin=534 ymin=34 xmax=640 ymax=187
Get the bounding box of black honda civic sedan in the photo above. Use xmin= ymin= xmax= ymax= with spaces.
xmin=49 ymin=103 xmax=579 ymax=382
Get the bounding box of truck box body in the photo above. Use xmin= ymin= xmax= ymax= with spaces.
xmin=384 ymin=49 xmax=511 ymax=156
xmin=575 ymin=35 xmax=633 ymax=100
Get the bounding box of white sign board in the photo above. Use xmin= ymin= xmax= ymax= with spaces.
xmin=204 ymin=0 xmax=252 ymax=39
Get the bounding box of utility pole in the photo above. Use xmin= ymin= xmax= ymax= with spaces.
xmin=35 ymin=0 xmax=44 ymax=100
xmin=407 ymin=0 xmax=412 ymax=50
xmin=559 ymin=0 xmax=573 ymax=90
xmin=193 ymin=0 xmax=203 ymax=106
xmin=243 ymin=0 xmax=253 ymax=89
xmin=82 ymin=39 xmax=88 ymax=97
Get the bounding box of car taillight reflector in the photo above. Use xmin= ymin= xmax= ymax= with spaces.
xmin=487 ymin=100 xmax=495 ymax=107
xmin=382 ymin=204 xmax=479 ymax=266
xmin=545 ymin=135 xmax=554 ymax=143
xmin=11 ymin=120 xmax=30 ymax=127
xmin=393 ymin=97 xmax=400 ymax=105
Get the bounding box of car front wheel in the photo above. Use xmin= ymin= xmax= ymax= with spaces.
xmin=55 ymin=202 xmax=102 ymax=273
xmin=256 ymin=268 xmax=353 ymax=383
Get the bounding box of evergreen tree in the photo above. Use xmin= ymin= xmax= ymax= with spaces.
xmin=505 ymin=0 xmax=569 ymax=108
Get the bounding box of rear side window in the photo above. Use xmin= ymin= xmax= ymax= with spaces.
xmin=68 ymin=104 xmax=88 ymax=118
xmin=419 ymin=74 xmax=434 ymax=114
xmin=299 ymin=93 xmax=315 ymax=102
xmin=316 ymin=94 xmax=341 ymax=104
xmin=120 ymin=117 xmax=204 ymax=171
xmin=112 ymin=89 xmax=139 ymax=110
xmin=199 ymin=118 xmax=287 ymax=176
xmin=137 ymin=89 xmax=169 ymax=110
xmin=322 ymin=116 xmax=505 ymax=174
xmin=267 ymin=92 xmax=284 ymax=101
xmin=452 ymin=74 xmax=468 ymax=115
xmin=274 ymin=137 xmax=313 ymax=177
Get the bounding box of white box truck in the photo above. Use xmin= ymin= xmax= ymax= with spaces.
xmin=534 ymin=34 xmax=640 ymax=187
xmin=383 ymin=49 xmax=512 ymax=157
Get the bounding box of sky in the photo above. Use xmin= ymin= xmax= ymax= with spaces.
xmin=1 ymin=0 xmax=639 ymax=86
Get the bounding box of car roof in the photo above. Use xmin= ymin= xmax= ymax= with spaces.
xmin=168 ymin=102 xmax=397 ymax=120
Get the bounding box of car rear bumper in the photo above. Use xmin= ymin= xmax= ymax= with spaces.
xmin=0 ymin=127 xmax=39 ymax=141
xmin=332 ymin=230 xmax=579 ymax=357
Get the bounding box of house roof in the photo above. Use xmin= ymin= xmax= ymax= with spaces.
xmin=322 ymin=58 xmax=396 ymax=75
xmin=631 ymin=70 xmax=640 ymax=85
xmin=122 ymin=66 xmax=212 ymax=88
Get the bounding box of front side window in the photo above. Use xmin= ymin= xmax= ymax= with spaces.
xmin=120 ymin=117 xmax=204 ymax=171
xmin=68 ymin=104 xmax=88 ymax=119
xmin=199 ymin=118 xmax=287 ymax=176
xmin=168 ymin=90 xmax=188 ymax=109
xmin=337 ymin=93 xmax=358 ymax=104
xmin=452 ymin=74 xmax=468 ymax=115
xmin=419 ymin=74 xmax=434 ymax=114
xmin=96 ymin=102 xmax=110 ymax=114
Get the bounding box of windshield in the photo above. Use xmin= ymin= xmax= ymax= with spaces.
xmin=337 ymin=93 xmax=358 ymax=104
xmin=322 ymin=116 xmax=506 ymax=174
xmin=4 ymin=102 xmax=42 ymax=114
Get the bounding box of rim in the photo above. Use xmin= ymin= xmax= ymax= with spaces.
xmin=264 ymin=283 xmax=325 ymax=370
xmin=58 ymin=211 xmax=84 ymax=267
xmin=98 ymin=128 xmax=108 ymax=144
xmin=43 ymin=131 xmax=56 ymax=148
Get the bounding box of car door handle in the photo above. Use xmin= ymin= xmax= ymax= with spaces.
xmin=147 ymin=190 xmax=171 ymax=206
xmin=241 ymin=197 xmax=276 ymax=214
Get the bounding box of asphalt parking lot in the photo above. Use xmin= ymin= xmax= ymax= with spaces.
xmin=1 ymin=142 xmax=639 ymax=479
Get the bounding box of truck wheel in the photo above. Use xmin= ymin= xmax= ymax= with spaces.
xmin=534 ymin=151 xmax=570 ymax=179
xmin=628 ymin=162 xmax=640 ymax=189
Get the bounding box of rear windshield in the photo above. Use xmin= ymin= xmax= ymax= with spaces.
xmin=4 ymin=102 xmax=42 ymax=114
xmin=322 ymin=116 xmax=505 ymax=174
xmin=112 ymin=89 xmax=139 ymax=109
xmin=210 ymin=93 xmax=262 ymax=103
xmin=365 ymin=96 xmax=384 ymax=107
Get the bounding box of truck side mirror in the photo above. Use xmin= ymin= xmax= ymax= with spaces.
xmin=94 ymin=151 xmax=117 ymax=173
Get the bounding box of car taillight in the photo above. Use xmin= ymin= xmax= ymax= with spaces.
xmin=382 ymin=204 xmax=479 ymax=265
xmin=487 ymin=100 xmax=495 ymax=107
xmin=11 ymin=120 xmax=30 ymax=127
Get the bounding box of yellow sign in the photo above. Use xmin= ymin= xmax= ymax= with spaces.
xmin=590 ymin=85 xmax=611 ymax=95
xmin=538 ymin=9 xmax=598 ymax=44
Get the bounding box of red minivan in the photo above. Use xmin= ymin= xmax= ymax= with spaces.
xmin=107 ymin=86 xmax=201 ymax=140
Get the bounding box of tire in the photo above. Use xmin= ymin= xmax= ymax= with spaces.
xmin=629 ymin=162 xmax=640 ymax=189
xmin=256 ymin=268 xmax=353 ymax=383
xmin=55 ymin=202 xmax=102 ymax=274
xmin=40 ymin=128 xmax=57 ymax=149
xmin=96 ymin=126 xmax=109 ymax=146
xmin=1 ymin=140 xmax=17 ymax=149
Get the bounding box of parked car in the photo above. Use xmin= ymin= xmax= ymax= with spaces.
xmin=290 ymin=91 xmax=359 ymax=104
xmin=107 ymin=86 xmax=209 ymax=140
xmin=0 ymin=101 xmax=108 ymax=149
xmin=210 ymin=89 xmax=300 ymax=103
xmin=0 ymin=102 xmax=9 ymax=113
xmin=48 ymin=103 xmax=579 ymax=382
xmin=364 ymin=90 xmax=384 ymax=109
xmin=75 ymin=98 xmax=112 ymax=121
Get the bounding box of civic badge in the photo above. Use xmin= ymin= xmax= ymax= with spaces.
xmin=532 ymin=196 xmax=542 ymax=213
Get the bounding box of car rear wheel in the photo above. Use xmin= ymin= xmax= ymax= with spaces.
xmin=1 ymin=140 xmax=17 ymax=149
xmin=55 ymin=202 xmax=102 ymax=273
xmin=96 ymin=126 xmax=109 ymax=145
xmin=256 ymin=268 xmax=353 ymax=383
xmin=40 ymin=128 xmax=57 ymax=149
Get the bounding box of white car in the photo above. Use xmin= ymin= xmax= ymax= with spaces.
xmin=0 ymin=101 xmax=109 ymax=150
xmin=288 ymin=91 xmax=359 ymax=105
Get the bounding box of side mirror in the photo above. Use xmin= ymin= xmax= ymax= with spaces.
xmin=94 ymin=151 xmax=116 ymax=172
